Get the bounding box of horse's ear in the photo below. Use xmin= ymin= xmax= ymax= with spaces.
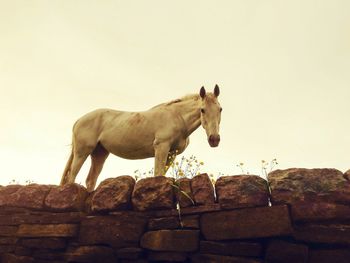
xmin=214 ymin=84 xmax=220 ymax=97
xmin=200 ymin=86 xmax=206 ymax=99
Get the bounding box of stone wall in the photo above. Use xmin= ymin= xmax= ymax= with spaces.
xmin=0 ymin=168 xmax=349 ymax=263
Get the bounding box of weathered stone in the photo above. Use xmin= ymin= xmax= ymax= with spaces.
xmin=32 ymin=249 xmax=65 ymax=260
xmin=14 ymin=246 xmax=32 ymax=256
xmin=191 ymin=253 xmax=262 ymax=263
xmin=0 ymin=245 xmax=15 ymax=253
xmin=265 ymin=240 xmax=308 ymax=263
xmin=148 ymin=215 xmax=199 ymax=230
xmin=83 ymin=192 xmax=94 ymax=214
xmin=147 ymin=203 xmax=221 ymax=218
xmin=0 ymin=226 xmax=18 ymax=236
xmin=20 ymin=238 xmax=66 ymax=249
xmin=0 ymin=184 xmax=52 ymax=210
xmin=293 ymin=223 xmax=350 ymax=244
xmin=119 ymin=259 xmax=148 ymax=263
xmin=0 ymin=237 xmax=18 ymax=245
xmin=79 ymin=214 xmax=147 ymax=248
xmin=116 ymin=247 xmax=144 ymax=259
xmin=201 ymin=205 xmax=292 ymax=240
xmin=200 ymin=240 xmax=262 ymax=257
xmin=308 ymin=249 xmax=350 ymax=263
xmin=0 ymin=185 xmax=23 ymax=206
xmin=17 ymin=224 xmax=78 ymax=237
xmin=65 ymin=246 xmax=117 ymax=263
xmin=140 ymin=230 xmax=199 ymax=252
xmin=268 ymin=168 xmax=350 ymax=205
xmin=0 ymin=212 xmax=85 ymax=225
xmin=148 ymin=217 xmax=179 ymax=230
xmin=45 ymin=183 xmax=88 ymax=212
xmin=91 ymin=176 xmax=135 ymax=212
xmin=1 ymin=253 xmax=35 ymax=263
xmin=148 ymin=251 xmax=187 ymax=262
xmin=215 ymin=175 xmax=269 ymax=209
xmin=191 ymin=173 xmax=215 ymax=205
xmin=175 ymin=178 xmax=194 ymax=208
xmin=344 ymin=169 xmax=350 ymax=181
xmin=291 ymin=201 xmax=350 ymax=222
xmin=132 ymin=176 xmax=175 ymax=211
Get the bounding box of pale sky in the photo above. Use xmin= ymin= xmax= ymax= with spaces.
xmin=1 ymin=1 xmax=349 ymax=186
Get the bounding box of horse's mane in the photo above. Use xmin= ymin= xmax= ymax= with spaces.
xmin=151 ymin=94 xmax=200 ymax=109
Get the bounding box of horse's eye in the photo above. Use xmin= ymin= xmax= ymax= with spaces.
xmin=201 ymin=108 xmax=205 ymax=114
xmin=220 ymin=107 xmax=222 ymax=112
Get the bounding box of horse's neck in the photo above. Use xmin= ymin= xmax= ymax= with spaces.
xmin=173 ymin=98 xmax=201 ymax=137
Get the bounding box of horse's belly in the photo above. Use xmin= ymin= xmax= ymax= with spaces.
xmin=101 ymin=140 xmax=155 ymax=160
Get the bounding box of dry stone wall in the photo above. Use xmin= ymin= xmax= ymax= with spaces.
xmin=0 ymin=168 xmax=349 ymax=263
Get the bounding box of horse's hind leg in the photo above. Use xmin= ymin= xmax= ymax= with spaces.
xmin=86 ymin=143 xmax=109 ymax=192
xmin=66 ymin=148 xmax=91 ymax=185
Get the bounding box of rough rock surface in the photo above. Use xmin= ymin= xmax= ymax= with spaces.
xmin=293 ymin=224 xmax=350 ymax=244
xmin=175 ymin=178 xmax=194 ymax=208
xmin=215 ymin=175 xmax=269 ymax=209
xmin=200 ymin=241 xmax=262 ymax=257
xmin=0 ymin=184 xmax=52 ymax=209
xmin=91 ymin=176 xmax=135 ymax=212
xmin=79 ymin=214 xmax=147 ymax=248
xmin=45 ymin=183 xmax=88 ymax=212
xmin=191 ymin=173 xmax=215 ymax=205
xmin=132 ymin=176 xmax=175 ymax=211
xmin=191 ymin=253 xmax=262 ymax=263
xmin=268 ymin=168 xmax=350 ymax=205
xmin=148 ymin=251 xmax=187 ymax=262
xmin=1 ymin=253 xmax=35 ymax=263
xmin=344 ymin=169 xmax=350 ymax=181
xmin=20 ymin=238 xmax=66 ymax=249
xmin=17 ymin=224 xmax=78 ymax=238
xmin=65 ymin=245 xmax=117 ymax=263
xmin=265 ymin=240 xmax=308 ymax=263
xmin=308 ymin=249 xmax=350 ymax=263
xmin=291 ymin=201 xmax=350 ymax=222
xmin=148 ymin=215 xmax=199 ymax=230
xmin=201 ymin=205 xmax=292 ymax=240
xmin=140 ymin=230 xmax=199 ymax=252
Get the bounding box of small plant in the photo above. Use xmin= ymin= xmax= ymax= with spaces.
xmin=235 ymin=158 xmax=278 ymax=179
xmin=8 ymin=179 xmax=35 ymax=185
xmin=261 ymin=158 xmax=278 ymax=179
xmin=167 ymin=152 xmax=204 ymax=180
xmin=8 ymin=179 xmax=20 ymax=185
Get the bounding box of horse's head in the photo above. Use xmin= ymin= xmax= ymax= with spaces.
xmin=199 ymin=85 xmax=222 ymax=147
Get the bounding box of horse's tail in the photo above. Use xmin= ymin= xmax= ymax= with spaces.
xmin=60 ymin=143 xmax=74 ymax=186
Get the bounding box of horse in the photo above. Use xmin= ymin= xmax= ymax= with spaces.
xmin=60 ymin=85 xmax=222 ymax=192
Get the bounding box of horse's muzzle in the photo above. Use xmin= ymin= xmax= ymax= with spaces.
xmin=208 ymin=135 xmax=220 ymax=147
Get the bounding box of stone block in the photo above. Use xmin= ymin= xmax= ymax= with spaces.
xmin=132 ymin=176 xmax=175 ymax=211
xmin=215 ymin=175 xmax=269 ymax=209
xmin=91 ymin=176 xmax=135 ymax=212
xmin=200 ymin=240 xmax=262 ymax=257
xmin=45 ymin=183 xmax=88 ymax=212
xmin=268 ymin=168 xmax=350 ymax=205
xmin=265 ymin=240 xmax=308 ymax=263
xmin=65 ymin=246 xmax=117 ymax=263
xmin=17 ymin=224 xmax=78 ymax=237
xmin=201 ymin=205 xmax=292 ymax=240
xmin=191 ymin=173 xmax=215 ymax=205
xmin=140 ymin=230 xmax=199 ymax=252
xmin=293 ymin=223 xmax=350 ymax=244
xmin=79 ymin=214 xmax=147 ymax=248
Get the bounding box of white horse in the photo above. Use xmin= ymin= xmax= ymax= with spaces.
xmin=60 ymin=85 xmax=222 ymax=192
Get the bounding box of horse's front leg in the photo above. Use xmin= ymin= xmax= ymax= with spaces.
xmin=153 ymin=141 xmax=171 ymax=176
